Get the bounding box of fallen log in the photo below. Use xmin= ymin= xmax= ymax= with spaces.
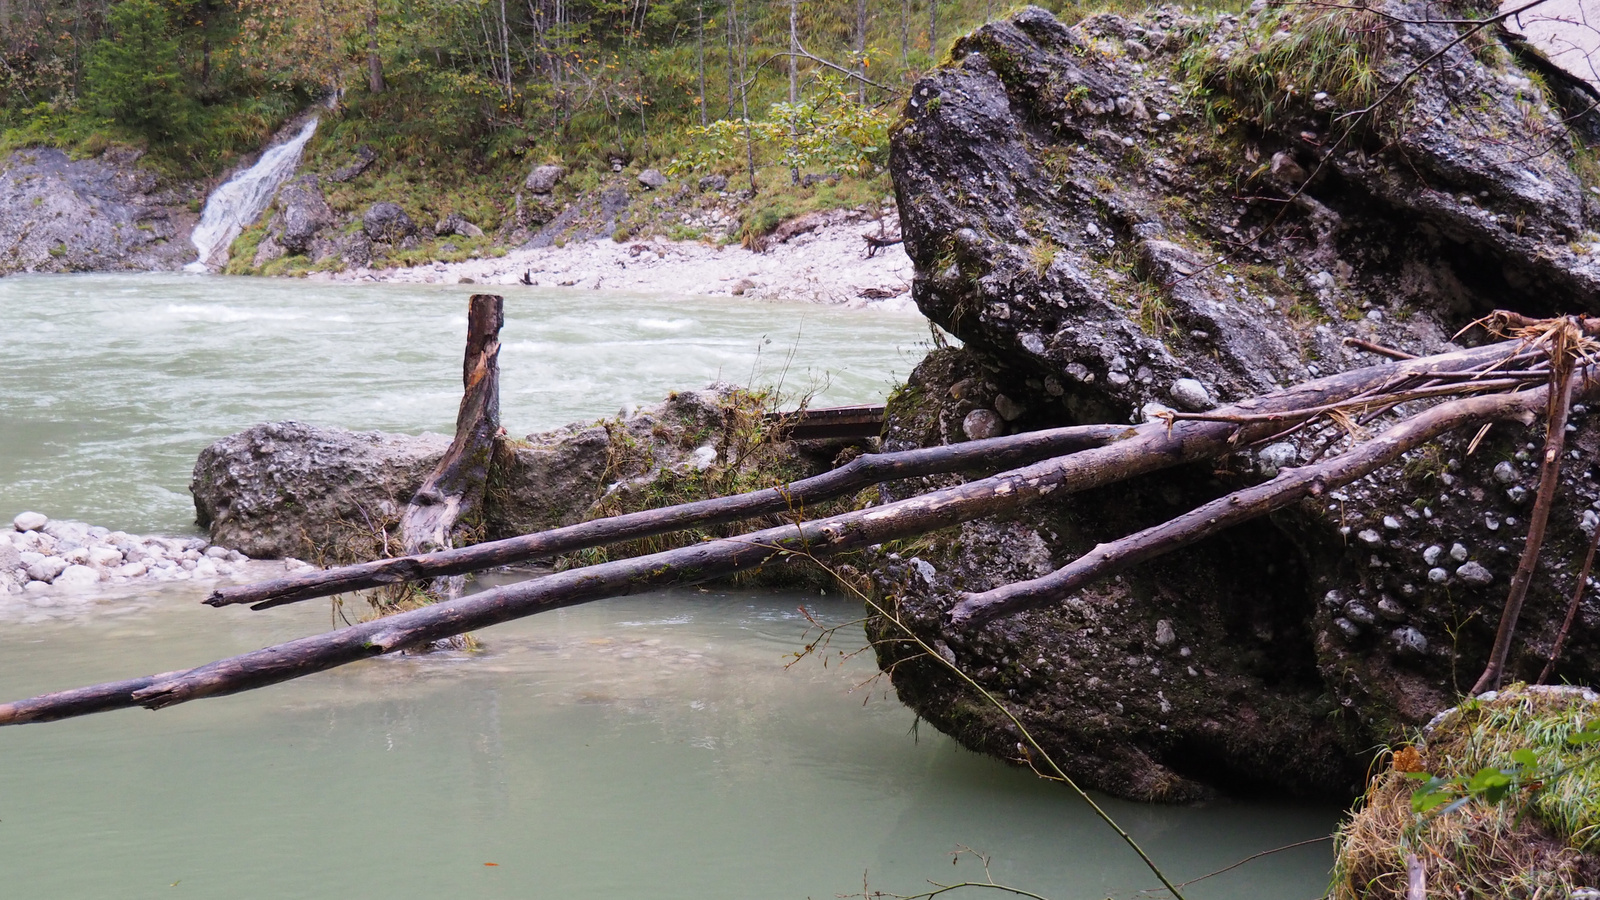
xmin=210 ymin=337 xmax=1528 ymax=611
xmin=398 ymin=293 xmax=503 ymax=555
xmin=0 ymin=337 xmax=1545 ymax=725
xmin=208 ymin=423 xmax=1131 ymax=609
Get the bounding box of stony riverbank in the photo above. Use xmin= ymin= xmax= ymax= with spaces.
xmin=0 ymin=510 xmax=311 ymax=600
xmin=315 ymin=208 xmax=916 ymax=310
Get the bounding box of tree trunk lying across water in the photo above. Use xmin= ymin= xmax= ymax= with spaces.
xmin=0 ymin=335 xmax=1575 ymax=726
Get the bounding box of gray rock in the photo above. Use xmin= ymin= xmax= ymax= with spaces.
xmin=434 ymin=213 xmax=484 ymax=239
xmin=1154 ymin=619 xmax=1176 ymax=646
xmin=1456 ymin=561 xmax=1493 ymax=586
xmin=191 ymin=421 xmax=450 ymax=560
xmin=524 ymin=164 xmax=566 ymax=194
xmin=276 ymin=175 xmax=334 ymax=255
xmin=1169 ymin=377 xmax=1214 ymax=411
xmin=1423 ymin=544 xmax=1444 ymax=566
xmin=698 ymin=174 xmax=729 ymax=193
xmin=327 ymin=145 xmax=377 ymax=183
xmin=1391 ymin=626 xmax=1428 ymax=656
xmin=1344 ymin=601 xmax=1376 ymax=626
xmin=342 ymin=232 xmax=373 ymax=268
xmin=1377 ymin=597 xmax=1408 ymax=622
xmin=12 ymin=511 xmax=47 ymax=532
xmin=994 ymin=393 xmax=1026 ymax=421
xmin=0 ymin=147 xmax=198 ymax=276
xmin=25 ymin=556 xmax=68 ymax=583
xmin=1335 ymin=617 xmax=1362 ymax=639
xmin=54 ymin=564 xmax=100 ymax=589
xmin=962 ymin=409 xmax=1005 ymax=440
xmin=1358 ymin=529 xmax=1382 ymax=546
xmin=637 ymin=168 xmax=669 ymax=189
xmin=1428 ymin=567 xmax=1451 ymax=584
xmin=1258 ymin=442 xmax=1297 ymax=475
xmin=1493 ymin=460 xmax=1517 ymax=484
xmin=362 ymin=202 xmax=416 ymax=243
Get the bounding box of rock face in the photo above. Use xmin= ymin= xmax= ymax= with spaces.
xmin=192 ymin=387 xmax=856 ymax=565
xmin=871 ymin=3 xmax=1600 ymax=801
xmin=0 ymin=146 xmax=200 ymax=275
xmin=276 ymin=176 xmax=334 ymax=255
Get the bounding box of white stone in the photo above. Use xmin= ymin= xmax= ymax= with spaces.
xmin=12 ymin=511 xmax=47 ymax=532
xmin=25 ymin=556 xmax=68 ymax=583
xmin=1456 ymin=561 xmax=1493 ymax=586
xmin=53 ymin=565 xmax=100 ymax=589
xmin=1494 ymin=460 xmax=1517 ymax=483
xmin=1154 ymin=619 xmax=1176 ymax=646
xmin=1169 ymin=378 xmax=1214 ymax=411
xmin=87 ymin=546 xmax=122 ymax=568
xmin=1450 ymin=543 xmax=1469 ymax=562
xmin=204 ymin=546 xmax=230 ymax=559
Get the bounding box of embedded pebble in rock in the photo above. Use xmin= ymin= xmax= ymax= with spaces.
xmin=1357 ymin=529 xmax=1382 ymax=546
xmin=1456 ymin=561 xmax=1493 ymax=586
xmin=1428 ymin=567 xmax=1451 ymax=584
xmin=1450 ymin=543 xmax=1469 ymax=562
xmin=1343 ymin=601 xmax=1377 ymax=626
xmin=1377 ymin=597 xmax=1408 ymax=622
xmin=993 ymin=393 xmax=1026 ymax=421
xmin=1383 ymin=516 xmax=1401 ymax=530
xmin=1168 ymin=378 xmax=1214 ymax=411
xmin=1258 ymin=442 xmax=1297 ymax=476
xmin=962 ymin=408 xmax=1005 ymax=441
xmin=1494 ymin=460 xmax=1518 ymax=484
xmin=1423 ymin=544 xmax=1444 ymax=566
xmin=12 ymin=511 xmax=47 ymax=532
xmin=1155 ymin=619 xmax=1176 ymax=647
xmin=1391 ymin=626 xmax=1429 ymax=656
xmin=1335 ymin=617 xmax=1361 ymax=639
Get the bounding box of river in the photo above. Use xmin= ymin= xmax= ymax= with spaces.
xmin=0 ymin=274 xmax=1338 ymax=899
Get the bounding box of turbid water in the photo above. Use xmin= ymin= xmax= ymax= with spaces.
xmin=0 ymin=274 xmax=1338 ymax=899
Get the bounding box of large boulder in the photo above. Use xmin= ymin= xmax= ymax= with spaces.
xmin=276 ymin=175 xmax=333 ymax=255
xmin=524 ymin=163 xmax=565 ymax=194
xmin=191 ymin=421 xmax=450 ymax=561
xmin=361 ymin=202 xmax=416 ymax=243
xmin=870 ymin=3 xmax=1600 ymax=801
xmin=191 ymin=387 xmax=859 ymax=567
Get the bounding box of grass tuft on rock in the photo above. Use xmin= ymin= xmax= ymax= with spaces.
xmin=1331 ymin=685 xmax=1600 ymax=899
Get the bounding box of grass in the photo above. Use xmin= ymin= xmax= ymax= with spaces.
xmin=1331 ymin=686 xmax=1600 ymax=899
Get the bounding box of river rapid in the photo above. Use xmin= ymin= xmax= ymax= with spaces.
xmin=0 ymin=274 xmax=1337 ymax=899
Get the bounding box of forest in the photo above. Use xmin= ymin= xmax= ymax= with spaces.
xmin=0 ymin=0 xmax=1132 ymax=215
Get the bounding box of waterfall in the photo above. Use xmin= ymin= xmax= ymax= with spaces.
xmin=184 ymin=118 xmax=319 ymax=273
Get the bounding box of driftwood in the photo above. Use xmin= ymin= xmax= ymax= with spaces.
xmin=0 ymin=335 xmax=1561 ymax=725
xmin=398 ymin=293 xmax=503 ymax=555
xmin=208 ymin=422 xmax=1130 ymax=610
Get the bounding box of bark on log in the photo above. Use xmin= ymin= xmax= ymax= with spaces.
xmin=949 ymin=382 xmax=1567 ymax=627
xmin=209 ymin=423 xmax=1131 ymax=610
xmin=398 ymin=294 xmax=503 ymax=555
xmin=209 ymin=338 xmax=1528 ymax=610
xmin=0 ymin=340 xmax=1541 ymax=725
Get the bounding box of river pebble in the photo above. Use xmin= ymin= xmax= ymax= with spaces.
xmin=2 ymin=513 xmax=251 ymax=596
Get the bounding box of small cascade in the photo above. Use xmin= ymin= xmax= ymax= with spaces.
xmin=185 ymin=118 xmax=319 ymax=272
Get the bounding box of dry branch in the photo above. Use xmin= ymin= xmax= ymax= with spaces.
xmin=949 ymin=380 xmax=1570 ymax=628
xmin=208 ymin=423 xmax=1131 ymax=610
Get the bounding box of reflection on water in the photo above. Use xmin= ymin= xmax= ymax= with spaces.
xmin=0 ymin=582 xmax=1336 ymax=900
xmin=0 ymin=273 xmax=929 ymax=534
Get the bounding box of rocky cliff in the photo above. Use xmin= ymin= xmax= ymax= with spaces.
xmin=869 ymin=2 xmax=1600 ymax=801
xmin=0 ymin=146 xmax=201 ymax=275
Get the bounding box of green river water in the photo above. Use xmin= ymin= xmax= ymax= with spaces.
xmin=0 ymin=274 xmax=1338 ymax=899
